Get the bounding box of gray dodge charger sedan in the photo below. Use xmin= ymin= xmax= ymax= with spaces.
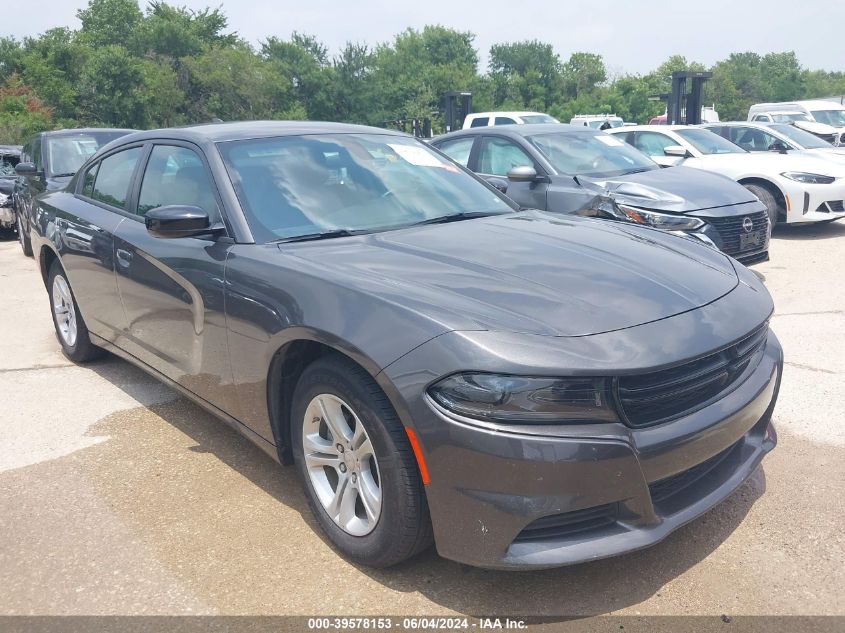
xmin=26 ymin=121 xmax=781 ymax=570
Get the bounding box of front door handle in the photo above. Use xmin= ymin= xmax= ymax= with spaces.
xmin=116 ymin=249 xmax=133 ymax=267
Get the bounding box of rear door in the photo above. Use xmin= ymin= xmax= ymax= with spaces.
xmin=48 ymin=144 xmax=144 ymax=340
xmin=112 ymin=141 xmax=234 ymax=409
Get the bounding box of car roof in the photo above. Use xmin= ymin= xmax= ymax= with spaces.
xmin=438 ymin=123 xmax=592 ymax=140
xmin=607 ymin=125 xmax=686 ymax=132
xmin=467 ymin=111 xmax=549 ymax=118
xmin=40 ymin=127 xmax=135 ymax=138
xmin=113 ymin=121 xmax=404 ymax=146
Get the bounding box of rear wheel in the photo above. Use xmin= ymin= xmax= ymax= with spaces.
xmin=47 ymin=261 xmax=104 ymax=362
xmin=17 ymin=212 xmax=33 ymax=256
xmin=291 ymin=356 xmax=432 ymax=567
xmin=743 ymin=183 xmax=781 ymax=229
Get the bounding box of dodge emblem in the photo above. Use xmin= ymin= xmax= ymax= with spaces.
xmin=742 ymin=217 xmax=754 ymax=233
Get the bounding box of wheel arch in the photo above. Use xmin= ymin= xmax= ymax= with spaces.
xmin=265 ymin=334 xmax=413 ymax=466
xmin=38 ymin=243 xmax=60 ymax=288
xmin=737 ymin=177 xmax=788 ymax=213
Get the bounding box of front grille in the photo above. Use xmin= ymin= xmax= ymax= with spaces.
xmin=616 ymin=325 xmax=769 ymax=428
xmin=649 ymin=440 xmax=740 ymax=504
xmin=513 ymin=503 xmax=617 ymax=543
xmin=706 ymin=210 xmax=770 ymax=256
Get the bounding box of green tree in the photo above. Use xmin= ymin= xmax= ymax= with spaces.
xmin=77 ymin=45 xmax=145 ymax=127
xmin=0 ymin=75 xmax=53 ymax=143
xmin=562 ymin=52 xmax=607 ymax=99
xmin=77 ymin=0 xmax=143 ymax=48
xmin=488 ymin=40 xmax=561 ymax=110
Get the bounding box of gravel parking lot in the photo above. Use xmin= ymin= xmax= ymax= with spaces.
xmin=0 ymin=224 xmax=843 ymax=617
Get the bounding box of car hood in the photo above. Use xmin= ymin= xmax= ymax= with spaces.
xmin=283 ymin=211 xmax=739 ymax=337
xmin=793 ymin=120 xmax=843 ymax=135
xmin=580 ymin=166 xmax=758 ymax=213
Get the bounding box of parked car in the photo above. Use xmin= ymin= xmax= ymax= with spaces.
xmin=14 ymin=128 xmax=134 ymax=256
xmin=608 ymin=125 xmax=845 ymax=226
xmin=649 ymin=106 xmax=720 ymax=125
xmin=462 ymin=111 xmax=559 ymax=129
xmin=0 ymin=145 xmax=21 ymax=236
xmin=431 ymin=124 xmax=771 ymax=264
xmin=703 ymin=121 xmax=845 ymax=165
xmin=747 ymin=101 xmax=845 ymax=145
xmin=570 ymin=114 xmax=625 ymax=129
xmin=31 ymin=121 xmax=781 ymax=570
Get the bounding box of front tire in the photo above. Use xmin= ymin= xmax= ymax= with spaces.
xmin=17 ymin=212 xmax=33 ymax=256
xmin=47 ymin=261 xmax=104 ymax=362
xmin=744 ymin=183 xmax=782 ymax=229
xmin=291 ymin=356 xmax=432 ymax=567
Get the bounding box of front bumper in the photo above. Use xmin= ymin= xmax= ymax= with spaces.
xmin=689 ymin=201 xmax=770 ymax=264
xmin=781 ymin=179 xmax=845 ymax=223
xmin=383 ymin=313 xmax=781 ymax=569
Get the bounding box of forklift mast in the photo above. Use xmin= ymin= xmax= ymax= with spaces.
xmin=666 ymin=71 xmax=712 ymax=125
xmin=443 ymin=91 xmax=473 ymax=133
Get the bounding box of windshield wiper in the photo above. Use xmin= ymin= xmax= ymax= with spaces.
xmin=271 ymin=229 xmax=363 ymax=243
xmin=408 ymin=210 xmax=505 ymax=227
xmin=51 ymin=172 xmax=76 ymax=178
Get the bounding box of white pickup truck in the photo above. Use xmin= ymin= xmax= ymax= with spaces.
xmin=748 ymin=100 xmax=845 ymax=146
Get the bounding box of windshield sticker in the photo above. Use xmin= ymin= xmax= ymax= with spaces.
xmin=388 ymin=144 xmax=445 ymax=167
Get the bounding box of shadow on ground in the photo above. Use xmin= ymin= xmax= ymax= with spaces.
xmin=773 ymin=219 xmax=845 ymax=241
xmin=85 ymin=355 xmax=765 ymax=616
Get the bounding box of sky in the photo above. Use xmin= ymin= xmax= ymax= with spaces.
xmin=3 ymin=0 xmax=845 ymax=76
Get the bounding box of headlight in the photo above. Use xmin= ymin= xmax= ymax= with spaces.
xmin=427 ymin=373 xmax=618 ymax=424
xmin=781 ymin=172 xmax=835 ymax=184
xmin=606 ymin=203 xmax=704 ymax=231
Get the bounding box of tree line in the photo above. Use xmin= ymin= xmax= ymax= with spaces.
xmin=2 ymin=0 xmax=845 ymax=144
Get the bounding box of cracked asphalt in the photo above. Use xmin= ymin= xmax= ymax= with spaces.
xmin=0 ymin=222 xmax=843 ymax=617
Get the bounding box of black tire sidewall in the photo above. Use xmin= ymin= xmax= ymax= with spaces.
xmin=745 ymin=184 xmax=780 ymax=228
xmin=291 ymin=358 xmax=425 ymax=567
xmin=18 ymin=213 xmax=33 ymax=256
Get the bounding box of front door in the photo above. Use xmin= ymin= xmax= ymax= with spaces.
xmin=476 ymin=136 xmax=549 ymax=210
xmin=112 ymin=142 xmax=234 ymax=409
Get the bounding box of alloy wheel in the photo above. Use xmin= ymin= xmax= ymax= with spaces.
xmin=302 ymin=394 xmax=382 ymax=536
xmin=52 ymin=274 xmax=78 ymax=348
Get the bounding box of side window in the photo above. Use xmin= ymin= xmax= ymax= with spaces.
xmin=494 ymin=117 xmax=517 ymax=125
xmin=81 ymin=163 xmax=99 ymax=197
xmin=435 ymin=137 xmax=474 ymax=167
xmin=733 ymin=128 xmax=779 ymax=151
xmin=91 ymin=146 xmax=143 ymax=210
xmin=633 ymin=132 xmax=677 ymax=157
xmin=469 ymin=117 xmax=489 ymax=128
xmin=478 ymin=137 xmax=534 ymax=176
xmin=752 ymin=114 xmax=772 ymax=122
xmin=138 ymin=145 xmax=220 ymax=222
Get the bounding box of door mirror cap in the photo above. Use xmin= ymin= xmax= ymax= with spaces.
xmin=15 ymin=162 xmax=38 ymax=176
xmin=507 ymin=165 xmax=538 ymax=182
xmin=663 ymin=145 xmax=689 ymax=158
xmin=145 ymin=205 xmax=212 ymax=239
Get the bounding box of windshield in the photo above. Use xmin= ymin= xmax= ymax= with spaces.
xmin=769 ymin=124 xmax=833 ymax=149
xmin=810 ymin=109 xmax=845 ymax=127
xmin=46 ymin=131 xmax=129 ymax=177
xmin=521 ymin=114 xmax=559 ymax=124
xmin=771 ymin=113 xmax=810 ymax=123
xmin=218 ymin=133 xmax=515 ymax=242
xmin=676 ymin=128 xmax=746 ymax=155
xmin=586 ymin=119 xmax=624 ymax=129
xmin=527 ymin=130 xmax=657 ymax=177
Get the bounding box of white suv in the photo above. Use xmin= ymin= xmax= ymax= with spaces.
xmin=570 ymin=114 xmax=625 ymax=129
xmin=748 ymin=101 xmax=845 ymax=146
xmin=462 ymin=111 xmax=558 ymax=129
xmin=608 ymin=125 xmax=845 ymax=226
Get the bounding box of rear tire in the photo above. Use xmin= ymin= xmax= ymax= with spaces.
xmin=17 ymin=212 xmax=33 ymax=257
xmin=291 ymin=355 xmax=432 ymax=567
xmin=47 ymin=261 xmax=104 ymax=363
xmin=744 ymin=183 xmax=781 ymax=229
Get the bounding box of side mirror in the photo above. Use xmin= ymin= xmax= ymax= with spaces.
xmin=15 ymin=162 xmax=38 ymax=176
xmin=769 ymin=141 xmax=789 ymax=154
xmin=145 ymin=205 xmax=211 ymax=239
xmin=663 ymin=145 xmax=689 ymax=158
xmin=507 ymin=165 xmax=538 ymax=182
xmin=486 ymin=177 xmax=508 ymax=193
